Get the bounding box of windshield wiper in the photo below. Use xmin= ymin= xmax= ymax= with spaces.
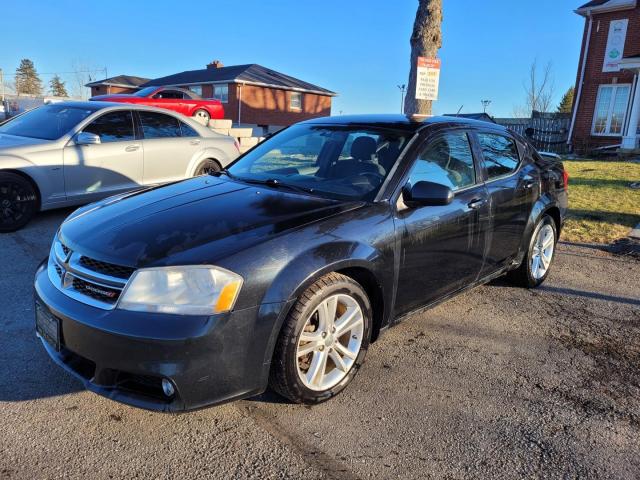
xmin=238 ymin=177 xmax=316 ymax=195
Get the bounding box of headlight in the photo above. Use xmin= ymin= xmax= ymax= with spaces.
xmin=118 ymin=266 xmax=243 ymax=315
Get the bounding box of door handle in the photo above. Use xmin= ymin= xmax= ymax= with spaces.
xmin=190 ymin=139 xmax=201 ymax=145
xmin=467 ymin=198 xmax=486 ymax=210
xmin=125 ymin=144 xmax=140 ymax=152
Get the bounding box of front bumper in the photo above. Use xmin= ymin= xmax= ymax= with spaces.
xmin=34 ymin=259 xmax=285 ymax=412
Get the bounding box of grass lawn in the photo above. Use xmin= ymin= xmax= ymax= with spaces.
xmin=562 ymin=160 xmax=640 ymax=244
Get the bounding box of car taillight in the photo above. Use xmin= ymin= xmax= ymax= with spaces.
xmin=562 ymin=169 xmax=569 ymax=190
xmin=234 ymin=140 xmax=240 ymax=152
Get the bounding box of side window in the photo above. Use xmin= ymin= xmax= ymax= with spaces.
xmin=407 ymin=131 xmax=476 ymax=191
xmin=477 ymin=133 xmax=520 ymax=179
xmin=82 ymin=111 xmax=134 ymax=143
xmin=180 ymin=122 xmax=199 ymax=137
xmin=139 ymin=112 xmax=182 ymax=139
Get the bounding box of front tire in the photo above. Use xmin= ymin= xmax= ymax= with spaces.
xmin=508 ymin=214 xmax=557 ymax=288
xmin=0 ymin=172 xmax=38 ymax=233
xmin=269 ymin=273 xmax=372 ymax=404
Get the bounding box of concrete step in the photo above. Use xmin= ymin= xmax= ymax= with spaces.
xmin=209 ymin=119 xmax=233 ymax=129
xmin=229 ymin=127 xmax=254 ymax=138
xmin=240 ymin=137 xmax=259 ymax=148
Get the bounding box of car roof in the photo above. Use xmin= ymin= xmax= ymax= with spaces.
xmin=301 ymin=114 xmax=510 ymax=134
xmin=43 ymin=101 xmax=215 ymax=137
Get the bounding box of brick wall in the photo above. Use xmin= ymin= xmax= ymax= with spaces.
xmin=572 ymin=7 xmax=640 ymax=151
xmin=216 ymin=84 xmax=331 ymax=127
xmin=89 ymin=85 xmax=138 ymax=97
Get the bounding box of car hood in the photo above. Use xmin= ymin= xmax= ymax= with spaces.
xmin=59 ymin=176 xmax=362 ymax=268
xmin=0 ymin=134 xmax=51 ymax=149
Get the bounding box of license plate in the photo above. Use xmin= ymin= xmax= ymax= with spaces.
xmin=36 ymin=301 xmax=60 ymax=351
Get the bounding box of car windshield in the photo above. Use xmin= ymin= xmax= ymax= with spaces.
xmin=227 ymin=124 xmax=411 ymax=201
xmin=0 ymin=104 xmax=98 ymax=140
xmin=133 ymin=87 xmax=159 ymax=97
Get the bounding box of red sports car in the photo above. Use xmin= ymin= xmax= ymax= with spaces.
xmin=90 ymin=86 xmax=224 ymax=123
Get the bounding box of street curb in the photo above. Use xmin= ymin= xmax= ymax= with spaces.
xmin=630 ymin=223 xmax=640 ymax=240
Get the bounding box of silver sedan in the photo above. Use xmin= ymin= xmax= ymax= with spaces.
xmin=0 ymin=102 xmax=240 ymax=231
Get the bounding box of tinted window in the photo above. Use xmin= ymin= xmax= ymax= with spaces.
xmin=139 ymin=112 xmax=181 ymax=138
xmin=180 ymin=122 xmax=199 ymax=137
xmin=477 ymin=133 xmax=520 ymax=179
xmin=0 ymin=104 xmax=97 ymax=140
xmin=408 ymin=132 xmax=476 ymax=191
xmin=83 ymin=111 xmax=134 ymax=143
xmin=154 ymin=90 xmax=185 ymax=99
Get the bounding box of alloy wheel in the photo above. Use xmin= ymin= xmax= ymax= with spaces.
xmin=296 ymin=294 xmax=364 ymax=391
xmin=531 ymin=223 xmax=555 ymax=280
xmin=0 ymin=180 xmax=36 ymax=229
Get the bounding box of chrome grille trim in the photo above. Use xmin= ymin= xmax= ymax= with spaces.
xmin=48 ymin=238 xmax=135 ymax=310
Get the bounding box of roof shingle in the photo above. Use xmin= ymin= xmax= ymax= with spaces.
xmin=144 ymin=64 xmax=336 ymax=96
xmin=85 ymin=75 xmax=150 ymax=88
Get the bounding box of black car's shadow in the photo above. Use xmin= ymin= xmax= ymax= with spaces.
xmin=0 ymin=207 xmax=84 ymax=402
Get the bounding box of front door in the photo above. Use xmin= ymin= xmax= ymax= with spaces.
xmin=63 ymin=110 xmax=143 ymax=202
xmin=394 ymin=130 xmax=489 ymax=316
xmin=473 ymin=132 xmax=537 ymax=275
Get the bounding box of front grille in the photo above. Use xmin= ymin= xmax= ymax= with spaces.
xmin=49 ymin=238 xmax=134 ymax=310
xmin=71 ymin=277 xmax=121 ymax=304
xmin=79 ymin=256 xmax=135 ymax=280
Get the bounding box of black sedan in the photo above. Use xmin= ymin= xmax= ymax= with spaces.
xmin=34 ymin=115 xmax=568 ymax=411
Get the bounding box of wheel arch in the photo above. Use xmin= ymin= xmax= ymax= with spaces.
xmin=513 ymin=196 xmax=563 ymax=268
xmin=258 ymin=242 xmax=393 ymax=375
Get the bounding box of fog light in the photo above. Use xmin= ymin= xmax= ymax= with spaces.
xmin=161 ymin=378 xmax=175 ymax=397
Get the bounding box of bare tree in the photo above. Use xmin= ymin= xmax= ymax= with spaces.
xmin=404 ymin=0 xmax=443 ymax=116
xmin=521 ymin=59 xmax=555 ymax=115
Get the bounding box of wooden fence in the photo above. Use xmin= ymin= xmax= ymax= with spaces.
xmin=495 ymin=111 xmax=571 ymax=154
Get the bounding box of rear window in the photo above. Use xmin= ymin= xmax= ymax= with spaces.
xmin=477 ymin=133 xmax=520 ymax=179
xmin=139 ymin=111 xmax=181 ymax=138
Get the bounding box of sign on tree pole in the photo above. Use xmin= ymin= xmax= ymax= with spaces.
xmin=415 ymin=57 xmax=441 ymax=101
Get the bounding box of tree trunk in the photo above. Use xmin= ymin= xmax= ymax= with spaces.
xmin=404 ymin=0 xmax=443 ymax=117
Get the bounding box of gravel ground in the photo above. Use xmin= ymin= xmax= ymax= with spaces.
xmin=1 ymin=209 xmax=638 ymax=479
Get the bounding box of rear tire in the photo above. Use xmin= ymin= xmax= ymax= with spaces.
xmin=507 ymin=214 xmax=557 ymax=288
xmin=193 ymin=109 xmax=210 ymax=124
xmin=194 ymin=159 xmax=221 ymax=176
xmin=269 ymin=273 xmax=372 ymax=404
xmin=0 ymin=172 xmax=38 ymax=232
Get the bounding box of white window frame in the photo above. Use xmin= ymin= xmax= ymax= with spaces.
xmin=213 ymin=84 xmax=228 ymax=103
xmin=591 ymin=84 xmax=631 ymax=136
xmin=290 ymin=91 xmax=302 ymax=110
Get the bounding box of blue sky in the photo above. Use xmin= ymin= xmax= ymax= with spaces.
xmin=0 ymin=0 xmax=585 ymax=117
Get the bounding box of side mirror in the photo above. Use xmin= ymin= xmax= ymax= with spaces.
xmin=76 ymin=132 xmax=101 ymax=145
xmin=402 ymin=181 xmax=454 ymax=207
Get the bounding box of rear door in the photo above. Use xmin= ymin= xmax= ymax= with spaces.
xmin=394 ymin=129 xmax=489 ymax=315
xmin=63 ymin=110 xmax=142 ymax=202
xmin=137 ymin=111 xmax=198 ymax=184
xmin=472 ymin=131 xmax=538 ymax=275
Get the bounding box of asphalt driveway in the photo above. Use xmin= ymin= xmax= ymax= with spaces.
xmin=1 ymin=209 xmax=638 ymax=479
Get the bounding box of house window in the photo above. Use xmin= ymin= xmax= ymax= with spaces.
xmin=592 ymin=84 xmax=631 ymax=136
xmin=213 ymin=84 xmax=228 ymax=103
xmin=290 ymin=92 xmax=302 ymax=110
xmin=188 ymin=85 xmax=203 ymax=96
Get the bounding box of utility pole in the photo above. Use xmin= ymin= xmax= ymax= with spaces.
xmin=481 ymin=99 xmax=492 ymax=113
xmin=397 ymin=84 xmax=406 ymax=113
